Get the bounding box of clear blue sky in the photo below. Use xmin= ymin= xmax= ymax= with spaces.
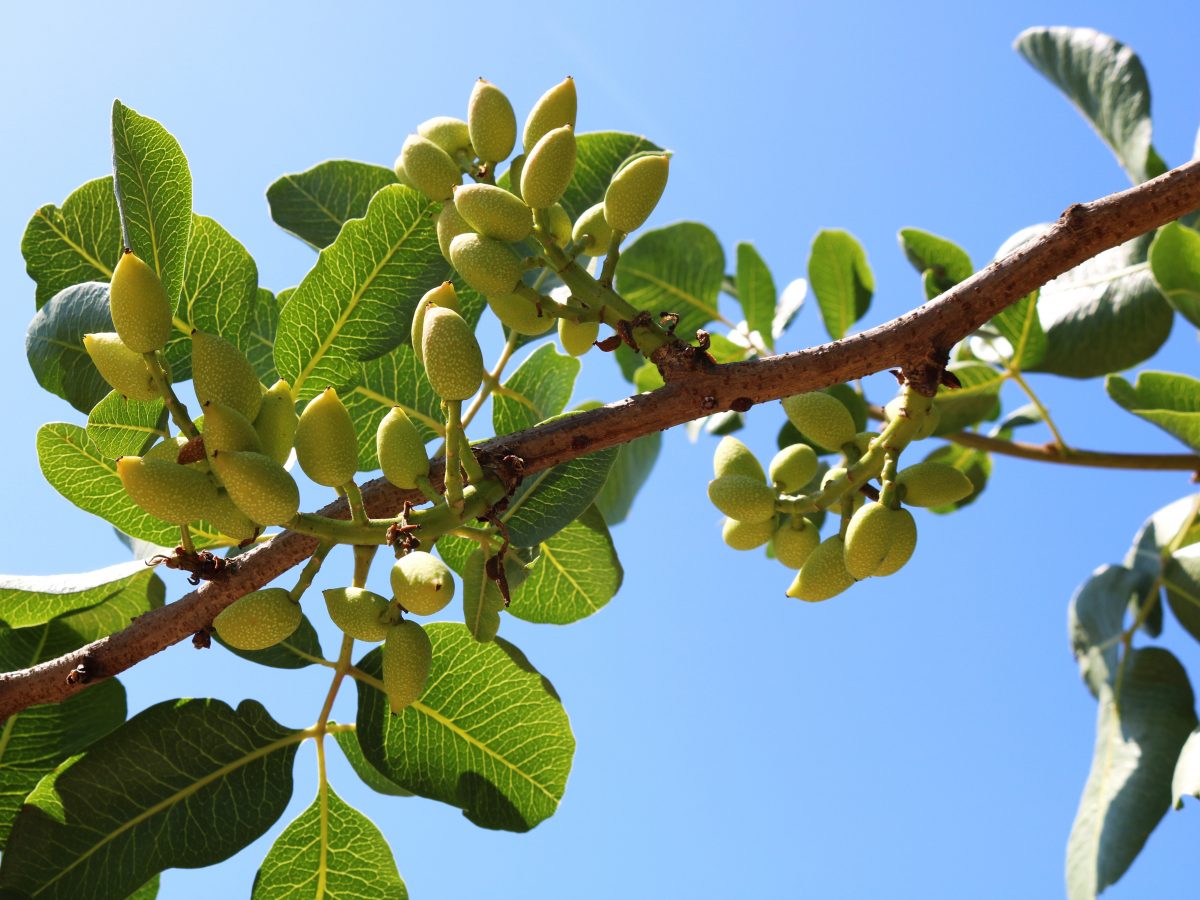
xmin=3 ymin=2 xmax=1200 ymax=897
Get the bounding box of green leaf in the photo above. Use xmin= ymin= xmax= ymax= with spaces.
xmin=1162 ymin=544 xmax=1200 ymax=644
xmin=0 ymin=561 xmax=158 ymax=629
xmin=1023 ymin=229 xmax=1171 ymax=378
xmin=633 ymin=361 xmax=665 ymax=393
xmin=1067 ymin=565 xmax=1142 ymax=698
xmin=1125 ymin=494 xmax=1200 ymax=581
xmin=594 ymin=431 xmax=662 ymax=526
xmin=0 ymin=699 xmax=302 ymax=900
xmin=266 ymin=160 xmax=398 ymax=250
xmin=494 ymin=344 xmax=580 ymax=436
xmin=162 ymin=214 xmax=259 ymax=381
xmin=502 ymin=447 xmax=618 ymax=547
xmin=808 ymin=229 xmax=874 ymax=339
xmin=898 ymin=227 xmax=972 ymax=299
xmin=735 ymin=242 xmax=776 ymax=350
xmin=275 ymin=185 xmax=445 ymax=400
xmin=508 ymin=506 xmax=622 ymax=624
xmin=36 ymin=423 xmax=222 ymax=549
xmin=920 ymin=443 xmax=990 ymax=513
xmin=1149 ymin=222 xmax=1200 ymax=328
xmin=558 ymin=132 xmax=662 ymax=220
xmin=463 ymin=549 xmax=506 ymax=643
xmin=930 ymin=363 xmax=1004 ymax=434
xmin=1015 ymin=27 xmax=1166 ymax=184
xmin=354 ymin=623 xmax=574 ymax=831
xmin=332 ymin=731 xmax=412 ymax=797
xmin=342 ymin=342 xmax=443 ymax=472
xmin=989 ymin=292 xmax=1046 ymax=370
xmin=86 ymin=391 xmax=166 ymax=459
xmin=22 ymin=176 xmax=122 ymax=310
xmin=25 ymin=282 xmax=115 ymax=414
xmin=214 ymin=613 xmax=324 ymax=670
xmin=1172 ymin=728 xmax=1200 ymax=808
xmin=110 ymin=101 xmax=192 ymax=304
xmin=1107 ymin=371 xmax=1200 ymax=452
xmin=242 ymin=288 xmax=281 ymax=385
xmin=126 ymin=875 xmax=159 ymax=899
xmin=615 ymin=222 xmax=725 ymax=338
xmin=1066 ymin=648 xmax=1196 ymax=900
xmin=252 ymin=785 xmax=406 ymax=899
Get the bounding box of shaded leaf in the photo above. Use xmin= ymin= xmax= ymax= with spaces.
xmin=735 ymin=242 xmax=776 ymax=350
xmin=22 ymin=176 xmax=121 ymax=309
xmin=354 ymin=623 xmax=574 ymax=832
xmin=0 ymin=699 xmax=301 ymax=900
xmin=0 ymin=561 xmax=157 ymax=630
xmin=509 ymin=506 xmax=622 ymax=624
xmin=1149 ymin=222 xmax=1200 ymax=328
xmin=493 ymin=344 xmax=580 ymax=436
xmin=111 ymin=101 xmax=192 ymax=304
xmin=86 ymin=391 xmax=166 ymax=459
xmin=594 ymin=431 xmax=661 ymax=526
xmin=930 ymin=363 xmax=1004 ymax=435
xmin=462 ymin=549 xmax=506 ymax=643
xmin=275 ymin=185 xmax=444 ymax=400
xmin=332 ymin=731 xmax=412 ymax=797
xmin=25 ymin=282 xmax=115 ymax=414
xmin=616 ymin=222 xmax=725 ymax=338
xmin=898 ymin=227 xmax=972 ymax=299
xmin=1067 ymin=565 xmax=1142 ymax=698
xmin=1107 ymin=370 xmax=1200 ymax=452
xmin=1066 ymin=648 xmax=1196 ymax=900
xmin=252 ymin=785 xmax=406 ymax=899
xmin=808 ymin=229 xmax=873 ymax=339
xmin=266 ymin=160 xmax=398 ymax=250
xmin=502 ymin=448 xmax=618 ymax=547
xmin=242 ymin=288 xmax=281 ymax=385
xmin=1016 ymin=27 xmax=1166 ymax=184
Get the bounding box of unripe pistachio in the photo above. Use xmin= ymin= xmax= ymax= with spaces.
xmin=773 ymin=519 xmax=821 ymax=569
xmin=781 ymin=392 xmax=856 ymax=452
xmin=417 ymin=116 xmax=473 ymax=157
xmin=324 ymin=587 xmax=392 ymax=643
xmin=523 ymin=77 xmax=577 ymax=152
xmin=603 ymin=154 xmax=669 ymax=234
xmin=109 ymin=250 xmax=173 ymax=353
xmin=411 ymin=282 xmax=460 ymax=365
xmin=382 ymin=619 xmax=433 ymax=713
xmin=83 ymin=332 xmax=158 ymax=401
xmin=392 ymin=158 xmax=415 ymax=189
xmin=202 ymin=489 xmax=258 ymax=542
xmin=707 ymin=475 xmax=777 ymax=524
xmin=390 ymin=550 xmax=455 ymax=616
xmin=253 ymin=380 xmax=298 ymax=465
xmin=210 ymin=450 xmax=300 ymax=525
xmin=420 ymin=306 xmax=484 ymax=401
xmin=144 ymin=435 xmax=189 ymax=464
xmin=116 ymin=456 xmax=219 ymax=525
xmin=191 ymin=331 xmax=262 ymax=421
xmin=786 ymin=535 xmax=855 ymax=602
xmin=769 ymin=444 xmax=819 ymax=493
xmin=453 ymin=183 xmax=532 ymax=242
xmin=543 ymin=203 xmax=572 ymax=246
xmin=571 ymin=202 xmax=613 ymax=255
xmin=821 ymin=466 xmax=848 ymax=491
xmin=843 ymin=503 xmax=898 ymax=580
xmin=201 ymin=399 xmax=262 ymax=457
xmin=895 ymin=462 xmax=974 ymax=507
xmin=377 ymin=407 xmax=429 ymax=490
xmin=398 ymin=134 xmax=461 ymax=202
xmin=873 ymin=507 xmax=917 ymax=576
xmin=722 ymin=517 xmax=775 ymax=551
xmin=853 ymin=431 xmax=880 ymax=456
xmin=521 ymin=126 xmax=576 ymax=210
xmin=488 ymin=292 xmax=553 ymax=336
xmin=295 ymin=388 xmax=359 ymax=488
xmin=558 ymin=318 xmax=599 ymax=357
xmin=213 ymin=588 xmax=301 ymax=651
xmin=505 ymin=155 xmax=526 ymax=201
xmin=713 ymin=436 xmax=765 ymax=481
xmin=435 ymin=202 xmax=472 ymax=264
xmin=448 ymin=233 xmax=523 ymax=298
xmin=467 ymin=79 xmax=516 ymax=163
xmin=885 ymin=394 xmax=939 ymax=440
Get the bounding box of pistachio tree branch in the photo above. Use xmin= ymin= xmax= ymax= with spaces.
xmin=2 ymin=156 xmax=1199 ymax=722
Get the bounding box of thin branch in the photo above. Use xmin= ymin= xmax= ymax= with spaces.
xmin=3 ymin=157 xmax=1200 ymax=722
xmin=941 ymin=431 xmax=1200 ymax=471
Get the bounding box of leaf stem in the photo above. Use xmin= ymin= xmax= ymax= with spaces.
xmin=290 ymin=542 xmax=332 ymax=603
xmin=443 ymin=400 xmax=465 ymax=513
xmin=461 ymin=330 xmax=520 ymax=431
xmin=1008 ymin=369 xmax=1068 ymax=451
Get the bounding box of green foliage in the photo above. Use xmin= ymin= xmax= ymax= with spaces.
xmin=616 ymin=222 xmax=724 ymax=337
xmin=808 ymin=229 xmax=874 ymax=339
xmin=267 ymin=160 xmax=399 ymax=249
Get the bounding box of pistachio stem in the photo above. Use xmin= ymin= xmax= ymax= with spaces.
xmin=443 ymin=400 xmax=465 ymax=513
xmin=289 ymin=541 xmax=332 ymax=603
xmin=143 ymin=351 xmax=198 ymax=438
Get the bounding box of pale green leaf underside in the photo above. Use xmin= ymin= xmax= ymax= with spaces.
xmin=494 ymin=344 xmax=580 ymax=437
xmin=735 ymin=241 xmax=776 ymax=351
xmin=1107 ymin=370 xmax=1200 ymax=452
xmin=86 ymin=391 xmax=166 ymax=459
xmin=0 ymin=561 xmax=156 ymax=630
xmin=808 ymin=229 xmax=874 ymax=340
xmin=1149 ymin=222 xmax=1200 ymax=328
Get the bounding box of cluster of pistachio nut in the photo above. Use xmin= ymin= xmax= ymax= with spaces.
xmin=395 ymin=77 xmax=670 ymax=358
xmin=707 ymin=387 xmax=974 ymax=602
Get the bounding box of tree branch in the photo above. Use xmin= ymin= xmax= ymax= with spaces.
xmin=940 ymin=431 xmax=1200 ymax=471
xmin=3 ymin=157 xmax=1200 ymax=722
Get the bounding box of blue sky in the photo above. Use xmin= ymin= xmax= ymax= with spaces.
xmin=3 ymin=1 xmax=1200 ymax=897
